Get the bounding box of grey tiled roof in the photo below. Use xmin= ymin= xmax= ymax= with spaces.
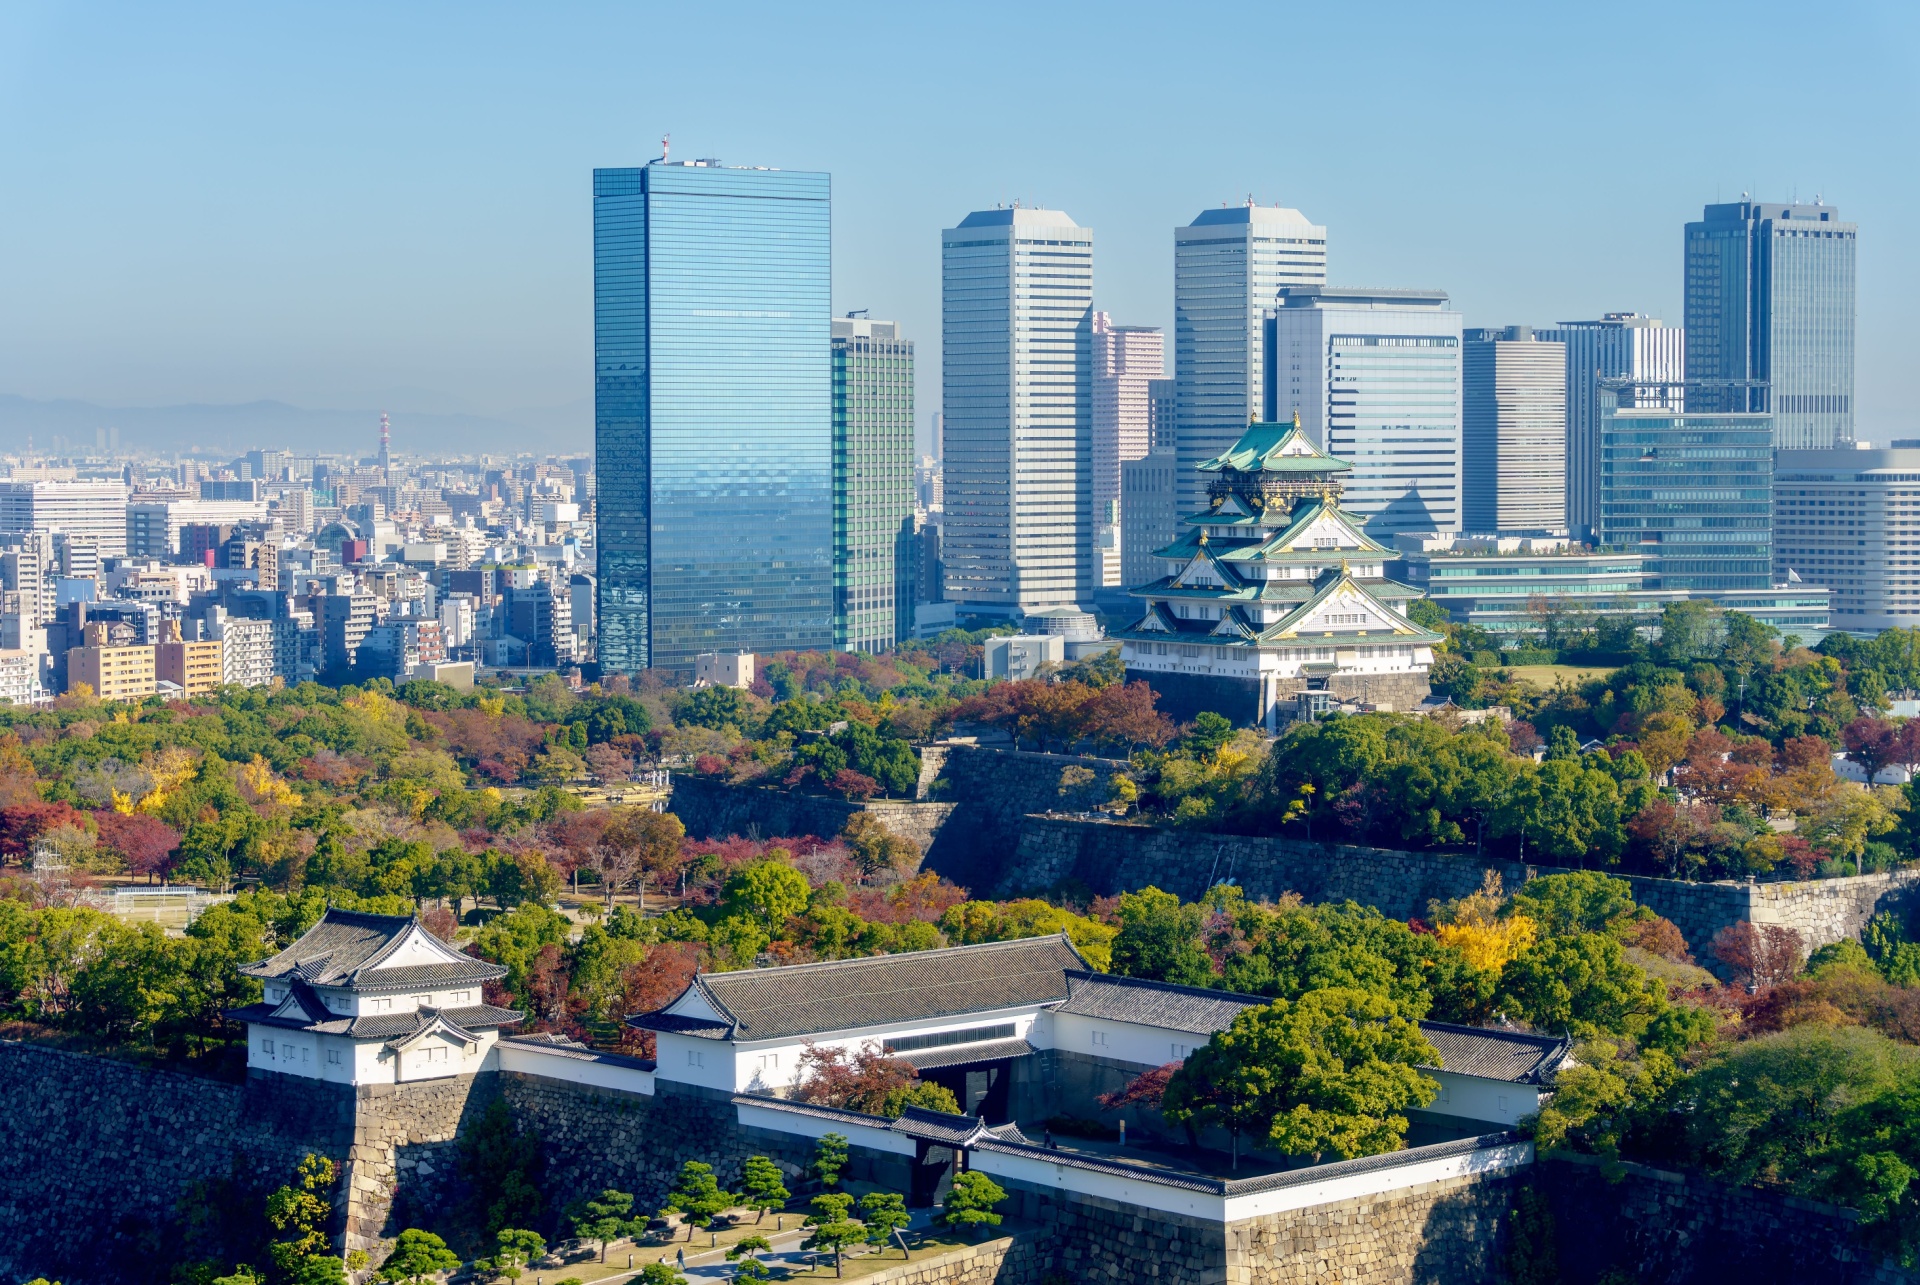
xmin=1054 ymin=970 xmax=1264 ymax=1035
xmin=499 ymin=1034 xmax=657 ymax=1073
xmin=888 ymin=1106 xmax=991 ymax=1147
xmin=898 ymin=1038 xmax=1036 ymax=1071
xmin=648 ymin=936 xmax=1087 ymax=1041
xmin=227 ymin=1000 xmax=523 ymax=1038
xmin=626 ymin=1011 xmax=736 ymax=1039
xmin=240 ymin=908 xmax=503 ymax=990
xmin=1420 ymin=1021 xmax=1571 ymax=1084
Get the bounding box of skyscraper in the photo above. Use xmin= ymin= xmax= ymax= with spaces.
xmin=1091 ymin=314 xmax=1164 ymax=588
xmin=0 ymin=480 xmax=129 ymax=560
xmin=940 ymin=207 xmax=1093 ymax=616
xmin=592 ymin=158 xmax=833 ymax=671
xmin=1536 ymin=314 xmax=1684 ymax=539
xmin=831 ymin=316 xmax=916 ymax=654
xmin=1174 ymin=204 xmax=1328 ymax=516
xmin=1685 ymin=200 xmax=1856 ymax=449
xmin=1462 ymin=327 xmax=1566 ymax=533
xmin=1264 ymin=288 xmax=1463 ymax=538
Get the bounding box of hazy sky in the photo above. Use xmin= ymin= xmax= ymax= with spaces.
xmin=2 ymin=1 xmax=1916 ymax=453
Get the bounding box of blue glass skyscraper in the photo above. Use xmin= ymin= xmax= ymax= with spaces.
xmin=593 ymin=160 xmax=833 ymax=672
xmin=1685 ymin=200 xmax=1856 ymax=449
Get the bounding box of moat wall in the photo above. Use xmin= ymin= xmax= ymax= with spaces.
xmin=1010 ymin=816 xmax=1920 ymax=963
xmin=4 ymin=1037 xmax=1917 ymax=1285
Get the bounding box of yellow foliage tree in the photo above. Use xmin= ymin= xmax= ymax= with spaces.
xmin=239 ymin=755 xmax=304 ymax=810
xmin=1429 ymin=871 xmax=1540 ymax=973
xmin=136 ymin=746 xmax=201 ymax=815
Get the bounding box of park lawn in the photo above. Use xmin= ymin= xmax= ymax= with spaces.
xmin=1505 ymin=663 xmax=1617 ymax=690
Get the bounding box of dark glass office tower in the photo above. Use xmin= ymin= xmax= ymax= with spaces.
xmin=1599 ymin=383 xmax=1774 ymax=591
xmin=1685 ymin=200 xmax=1856 ymax=449
xmin=593 ymin=161 xmax=833 ymax=672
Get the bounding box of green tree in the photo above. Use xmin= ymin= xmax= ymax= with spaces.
xmin=938 ymin=1171 xmax=1006 ymax=1239
xmin=1185 ymin=711 xmax=1235 ymax=757
xmin=1505 ymin=872 xmax=1637 ymax=937
xmin=661 ymin=1161 xmax=733 ymax=1241
xmin=1497 ymin=933 xmax=1664 ymax=1039
xmin=1163 ymin=988 xmax=1438 ymax=1167
xmin=265 ymin=1154 xmax=347 ymax=1285
xmin=727 ymin=1233 xmax=775 ymax=1282
xmin=376 ymin=1229 xmax=459 ymax=1284
xmin=859 ymin=1191 xmax=911 ymax=1254
xmin=1679 ymin=1024 xmax=1911 ymax=1190
xmin=571 ymin=1189 xmax=643 ymax=1261
xmin=490 ymin=1229 xmax=546 ymax=1284
xmin=1109 ymin=887 xmax=1213 ymax=986
xmin=720 ymin=859 xmax=813 ymax=932
xmin=811 ymin=1132 xmax=850 ymax=1190
xmin=457 ymin=1099 xmax=544 ymax=1237
xmin=805 ymin=1192 xmax=866 ymax=1277
xmin=739 ymin=1155 xmax=790 ymax=1223
xmin=637 ymin=1264 xmax=686 ymax=1285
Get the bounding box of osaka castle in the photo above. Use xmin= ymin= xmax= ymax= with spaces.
xmin=1116 ymin=414 xmax=1440 ymax=729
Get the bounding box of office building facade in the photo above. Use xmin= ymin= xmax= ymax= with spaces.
xmin=1264 ymin=288 xmax=1464 ymax=538
xmin=1462 ymin=327 xmax=1567 ymax=533
xmin=1120 ymin=448 xmax=1179 ymax=593
xmin=593 ymin=159 xmax=833 ymax=671
xmin=1174 ymin=205 xmax=1328 ymax=516
xmin=1536 ymin=315 xmax=1684 ymax=538
xmin=941 ymin=207 xmax=1093 ymax=615
xmin=0 ymin=481 xmax=129 ymax=560
xmin=831 ymin=316 xmax=916 ymax=653
xmin=1599 ymin=385 xmax=1773 ymax=591
xmin=1775 ymin=446 xmax=1920 ymax=630
xmin=1091 ymin=314 xmax=1164 ymax=588
xmin=1685 ymin=200 xmax=1857 ymax=449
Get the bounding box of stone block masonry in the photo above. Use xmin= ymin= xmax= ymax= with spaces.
xmin=820 ymin=1231 xmax=1043 ymax=1285
xmin=1010 ymin=816 xmax=1920 ymax=965
xmin=0 ymin=1043 xmax=355 ymax=1285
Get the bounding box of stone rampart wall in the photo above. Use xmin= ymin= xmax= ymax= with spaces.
xmin=666 ymin=777 xmax=956 ymax=860
xmin=842 ymin=1232 xmax=1043 ymax=1285
xmin=1539 ymin=1153 xmax=1916 ymax=1285
xmin=1011 ymin=816 xmax=1920 ymax=962
xmin=0 ymin=1043 xmax=354 ymax=1285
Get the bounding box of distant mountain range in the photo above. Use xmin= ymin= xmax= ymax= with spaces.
xmin=0 ymin=394 xmax=591 ymax=458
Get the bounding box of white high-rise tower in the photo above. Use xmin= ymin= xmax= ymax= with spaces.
xmin=941 ymin=207 xmax=1094 ymax=616
xmin=1174 ymin=204 xmax=1327 ymax=516
xmin=1092 ymin=314 xmax=1164 ymax=588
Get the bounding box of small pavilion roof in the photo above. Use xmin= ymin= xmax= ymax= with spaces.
xmin=1200 ymin=415 xmax=1353 ymax=476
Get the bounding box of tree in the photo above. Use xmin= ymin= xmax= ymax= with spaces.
xmin=377 ymin=1229 xmax=460 ymax=1284
xmin=1497 ymin=933 xmax=1665 ymax=1039
xmin=811 ymin=1132 xmax=850 ymax=1190
xmin=840 ymin=813 xmax=920 ymax=884
xmin=727 ymin=1233 xmax=775 ymax=1282
xmin=584 ymin=741 xmax=634 ymax=783
xmin=939 ymin=1171 xmax=1006 ymax=1239
xmin=1845 ymin=717 xmax=1904 ymax=783
xmin=265 ymin=1154 xmax=347 ymax=1285
xmin=1098 ymin=1062 xmax=1180 ymax=1116
xmin=92 ymin=810 xmax=180 ymax=882
xmin=738 ymin=1155 xmax=790 ymax=1223
xmin=1505 ymin=871 xmax=1637 ymax=937
xmin=1163 ymin=988 xmax=1439 ymax=1167
xmin=721 ymin=859 xmax=813 ymax=932
xmin=572 ymin=1188 xmax=643 ymax=1260
xmin=805 ymin=1192 xmax=866 ymax=1277
xmin=662 ymin=1161 xmax=733 ymax=1241
xmin=859 ymin=1191 xmax=911 ymax=1254
xmin=598 ymin=807 xmax=687 ymax=912
xmin=491 ymin=1229 xmax=546 ymax=1283
xmin=1710 ymin=922 xmax=1805 ymax=989
xmin=1110 ymin=887 xmax=1213 ymax=987
xmin=791 ymin=1040 xmax=960 ymax=1116
xmin=1186 ymin=711 xmax=1235 ymax=758
xmin=637 ymin=1264 xmax=686 ymax=1285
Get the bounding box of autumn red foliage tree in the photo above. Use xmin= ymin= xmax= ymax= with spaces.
xmin=0 ymin=801 xmax=91 ymax=863
xmin=92 ymin=811 xmax=181 ymax=882
xmin=1711 ymin=921 xmax=1805 ymax=989
xmin=1097 ymin=1061 xmax=1181 ymax=1114
xmin=790 ymin=1041 xmax=918 ymax=1112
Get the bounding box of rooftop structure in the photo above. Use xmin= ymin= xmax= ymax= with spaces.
xmin=228 ymin=908 xmax=521 ymax=1084
xmin=1114 ymin=415 xmax=1439 ymax=729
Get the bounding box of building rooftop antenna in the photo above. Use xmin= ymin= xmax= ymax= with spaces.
xmin=661 ymin=133 xmax=670 ymax=163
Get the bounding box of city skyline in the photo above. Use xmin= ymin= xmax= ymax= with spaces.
xmin=1 ymin=2 xmax=1913 ymax=455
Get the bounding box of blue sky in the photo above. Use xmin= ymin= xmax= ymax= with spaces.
xmin=1 ymin=1 xmax=1915 ymax=454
